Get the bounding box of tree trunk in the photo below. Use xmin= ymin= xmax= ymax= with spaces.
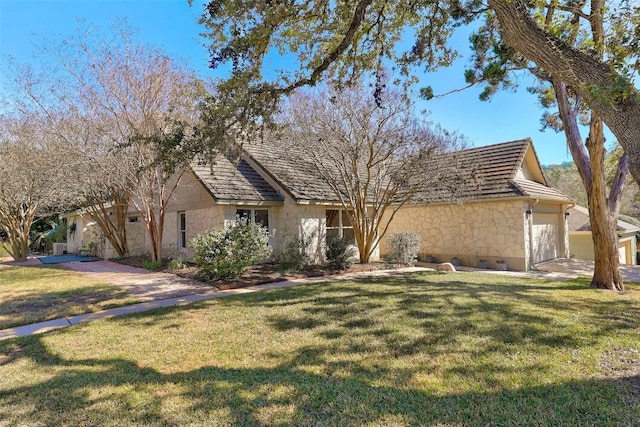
xmin=553 ymin=79 xmax=625 ymax=290
xmin=586 ymin=117 xmax=624 ymax=291
xmin=488 ymin=0 xmax=640 ymax=185
xmin=84 ymin=190 xmax=130 ymax=258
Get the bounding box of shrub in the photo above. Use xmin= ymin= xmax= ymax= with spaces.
xmin=386 ymin=232 xmax=422 ymax=264
xmin=277 ymin=230 xmax=316 ymax=271
xmin=143 ymin=260 xmax=162 ymax=270
xmin=326 ymin=235 xmax=355 ymax=270
xmin=167 ymin=257 xmax=188 ymax=271
xmin=190 ymin=221 xmax=271 ymax=280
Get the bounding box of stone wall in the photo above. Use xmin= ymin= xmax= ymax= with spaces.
xmin=163 ymin=205 xmax=227 ymax=260
xmin=382 ymin=200 xmax=528 ymax=270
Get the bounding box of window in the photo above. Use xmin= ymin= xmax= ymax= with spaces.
xmin=236 ymin=208 xmax=269 ymax=230
xmin=178 ymin=212 xmax=186 ymax=250
xmin=326 ymin=209 xmax=354 ymax=243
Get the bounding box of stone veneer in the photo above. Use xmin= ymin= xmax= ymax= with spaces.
xmin=382 ymin=200 xmax=528 ymax=270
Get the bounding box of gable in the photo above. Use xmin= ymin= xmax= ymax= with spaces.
xmin=516 ymin=144 xmax=547 ymax=184
xmin=191 ymin=156 xmax=284 ymax=204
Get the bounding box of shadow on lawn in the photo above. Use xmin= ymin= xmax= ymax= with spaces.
xmin=0 ymin=271 xmax=638 ymax=424
xmin=0 ymin=336 xmax=638 ymax=425
xmin=0 ymin=288 xmax=134 ymax=330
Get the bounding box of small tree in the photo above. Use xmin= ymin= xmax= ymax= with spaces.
xmin=280 ymin=83 xmax=463 ymax=263
xmin=0 ymin=114 xmax=71 ymax=261
xmin=12 ymin=23 xmax=210 ymax=262
xmin=190 ymin=220 xmax=271 ymax=280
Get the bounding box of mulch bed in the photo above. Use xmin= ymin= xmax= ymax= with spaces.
xmin=111 ymin=256 xmax=406 ymax=290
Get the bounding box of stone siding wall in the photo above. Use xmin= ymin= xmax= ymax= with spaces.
xmin=164 ymin=206 xmax=226 ymax=260
xmin=382 ymin=200 xmax=527 ymax=270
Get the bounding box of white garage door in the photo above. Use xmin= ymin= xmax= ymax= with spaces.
xmin=532 ymin=214 xmax=559 ymax=263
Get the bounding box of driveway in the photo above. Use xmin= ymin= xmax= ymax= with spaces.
xmin=533 ymin=258 xmax=640 ymax=283
xmin=420 ymin=258 xmax=640 ymax=283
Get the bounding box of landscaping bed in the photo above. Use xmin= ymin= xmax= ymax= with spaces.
xmin=111 ymin=255 xmax=407 ymax=290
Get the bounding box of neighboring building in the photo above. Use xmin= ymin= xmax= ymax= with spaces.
xmin=567 ymin=205 xmax=639 ymax=265
xmin=67 ymin=138 xmax=574 ymax=271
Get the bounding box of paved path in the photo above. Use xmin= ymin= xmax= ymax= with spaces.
xmin=0 ymin=264 xmax=428 ymax=341
xmin=61 ymin=260 xmax=213 ymax=301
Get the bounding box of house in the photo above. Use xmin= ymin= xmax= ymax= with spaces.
xmin=66 ymin=138 xmax=573 ymax=271
xmin=380 ymin=139 xmax=573 ymax=270
xmin=567 ymin=205 xmax=639 ymax=265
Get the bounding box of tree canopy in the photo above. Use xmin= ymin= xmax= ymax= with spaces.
xmin=195 ymin=0 xmax=640 ymax=182
xmin=279 ymin=82 xmax=464 ymax=263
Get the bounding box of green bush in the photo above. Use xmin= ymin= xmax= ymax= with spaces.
xmin=277 ymin=230 xmax=316 ymax=271
xmin=386 ymin=232 xmax=422 ymax=264
xmin=190 ymin=221 xmax=271 ymax=280
xmin=326 ymin=235 xmax=356 ymax=270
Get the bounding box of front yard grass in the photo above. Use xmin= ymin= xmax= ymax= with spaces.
xmin=0 ymin=271 xmax=638 ymax=425
xmin=0 ymin=265 xmax=139 ymax=329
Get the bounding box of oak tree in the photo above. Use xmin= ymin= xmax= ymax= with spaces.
xmin=463 ymin=1 xmax=632 ymax=290
xmin=196 ymin=0 xmax=639 ymax=289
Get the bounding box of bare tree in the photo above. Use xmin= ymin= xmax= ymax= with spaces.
xmin=280 ymin=84 xmax=463 ymax=263
xmin=12 ymin=22 xmax=206 ymax=262
xmin=0 ymin=114 xmax=71 ymax=261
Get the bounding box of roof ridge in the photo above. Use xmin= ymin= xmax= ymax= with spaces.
xmin=455 ymin=138 xmax=531 ymax=156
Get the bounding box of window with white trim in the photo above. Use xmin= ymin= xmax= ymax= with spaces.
xmin=236 ymin=208 xmax=269 ymax=230
xmin=326 ymin=209 xmax=354 ymax=243
xmin=178 ymin=211 xmax=187 ymax=250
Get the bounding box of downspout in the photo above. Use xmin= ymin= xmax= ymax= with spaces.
xmin=527 ymin=199 xmax=540 ymax=269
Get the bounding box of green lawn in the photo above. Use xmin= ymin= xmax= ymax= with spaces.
xmin=0 ymin=271 xmax=638 ymax=425
xmin=0 ymin=266 xmax=139 ymax=329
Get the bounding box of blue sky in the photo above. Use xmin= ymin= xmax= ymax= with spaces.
xmin=0 ymin=0 xmax=599 ymax=166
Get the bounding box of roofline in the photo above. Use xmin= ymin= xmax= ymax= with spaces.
xmin=521 ymin=137 xmax=549 ymax=186
xmin=241 ymin=150 xmax=300 ymax=202
xmin=188 ymin=167 xmax=220 ymax=203
xmin=453 ymin=137 xmax=532 ymax=155
xmin=215 ymin=200 xmax=284 ymax=206
xmin=404 ymin=194 xmax=573 ymax=208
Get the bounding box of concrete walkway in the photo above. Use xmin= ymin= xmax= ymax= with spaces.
xmin=0 ymin=265 xmax=428 ymax=341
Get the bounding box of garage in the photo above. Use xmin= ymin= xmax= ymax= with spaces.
xmin=567 ymin=205 xmax=639 ymax=265
xmin=532 ymin=213 xmax=560 ymax=263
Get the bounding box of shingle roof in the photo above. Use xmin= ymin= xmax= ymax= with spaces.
xmin=413 ymin=139 xmax=572 ymax=203
xmin=239 ymin=137 xmax=572 ymax=204
xmin=568 ymin=205 xmax=640 ymax=233
xmin=242 ymin=140 xmax=337 ymax=202
xmin=191 ymin=157 xmax=283 ymax=203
